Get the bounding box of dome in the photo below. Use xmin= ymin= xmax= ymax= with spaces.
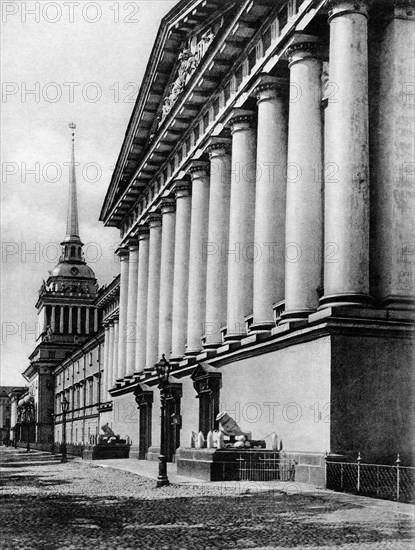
xmin=49 ymin=261 xmax=96 ymax=279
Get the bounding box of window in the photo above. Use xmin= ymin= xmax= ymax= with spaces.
xmin=89 ymin=379 xmax=94 ymax=405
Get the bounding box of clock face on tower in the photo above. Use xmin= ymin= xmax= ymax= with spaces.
xmin=71 ymin=267 xmax=79 ymax=276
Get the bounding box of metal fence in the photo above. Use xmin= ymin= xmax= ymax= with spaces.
xmin=237 ymin=453 xmax=295 ymax=482
xmin=326 ymin=455 xmax=415 ymax=504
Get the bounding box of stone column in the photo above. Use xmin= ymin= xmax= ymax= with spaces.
xmin=68 ymin=307 xmax=73 ymax=334
xmin=113 ymin=318 xmax=119 ymax=382
xmin=51 ymin=306 xmax=56 ymax=333
xmin=135 ymin=226 xmax=150 ymax=373
xmin=158 ymin=198 xmax=176 ymax=359
xmin=107 ymin=322 xmax=115 ymax=391
xmin=186 ymin=161 xmax=210 ymax=354
xmin=60 ymin=306 xmax=64 ymax=333
xmin=226 ymin=110 xmax=257 ymax=338
xmin=102 ymin=323 xmax=110 ymax=399
xmin=280 ymin=36 xmax=324 ymax=322
xmin=85 ymin=308 xmax=90 ymax=335
xmin=204 ymin=139 xmax=232 ymax=347
xmin=94 ymin=309 xmax=98 ymax=332
xmin=251 ymin=76 xmax=288 ymax=330
xmin=321 ymin=1 xmax=372 ymax=308
xmin=370 ymin=1 xmax=415 ymax=307
xmin=126 ymin=240 xmax=139 ymax=376
xmin=171 ymin=181 xmax=192 ymax=359
xmin=77 ymin=307 xmax=82 ymax=334
xmin=145 ymin=213 xmax=162 ymax=368
xmin=117 ymin=248 xmax=129 ymax=380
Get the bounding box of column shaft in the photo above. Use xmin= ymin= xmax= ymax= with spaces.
xmin=107 ymin=323 xmax=115 ymax=391
xmin=158 ymin=199 xmax=176 ymax=359
xmin=112 ymin=319 xmax=119 ymax=383
xmin=85 ymin=308 xmax=90 ymax=335
xmin=126 ymin=242 xmax=139 ymax=376
xmin=370 ymin=3 xmax=415 ymax=307
xmin=135 ymin=228 xmax=150 ymax=373
xmin=322 ymin=1 xmax=371 ymax=307
xmin=102 ymin=324 xmax=110 ymax=402
xmin=171 ymin=182 xmax=192 ymax=359
xmin=145 ymin=214 xmax=162 ymax=368
xmin=252 ymin=77 xmax=288 ymax=330
xmin=281 ymin=37 xmax=324 ymax=322
xmin=94 ymin=309 xmax=98 ymax=332
xmin=226 ymin=110 xmax=257 ymax=338
xmin=186 ymin=162 xmax=210 ymax=354
xmin=60 ymin=306 xmax=64 ymax=333
xmin=68 ymin=307 xmax=73 ymax=334
xmin=117 ymin=249 xmax=129 ymax=379
xmin=77 ymin=307 xmax=82 ymax=334
xmin=51 ymin=306 xmax=56 ymax=333
xmin=204 ymin=140 xmax=231 ymax=347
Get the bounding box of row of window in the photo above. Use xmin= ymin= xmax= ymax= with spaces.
xmin=55 ymin=375 xmax=100 ymax=414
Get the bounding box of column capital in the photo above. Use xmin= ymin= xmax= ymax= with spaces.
xmin=188 ymin=160 xmax=210 ymax=178
xmin=286 ymin=35 xmax=324 ymax=67
xmin=326 ymin=0 xmax=369 ymax=20
xmin=136 ymin=225 xmax=150 ymax=240
xmin=147 ymin=212 xmax=162 ymax=228
xmin=115 ymin=246 xmax=129 ymax=259
xmin=204 ymin=137 xmax=232 ymax=158
xmin=225 ymin=109 xmax=256 ymax=132
xmin=126 ymin=238 xmax=139 ymax=251
xmin=371 ymin=0 xmax=415 ymax=18
xmin=160 ymin=197 xmax=176 ymax=214
xmin=253 ymin=75 xmax=289 ymax=102
xmin=174 ymin=179 xmax=191 ymax=198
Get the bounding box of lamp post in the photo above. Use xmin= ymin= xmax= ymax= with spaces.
xmin=24 ymin=404 xmax=34 ymax=453
xmin=61 ymin=396 xmax=70 ymax=463
xmin=155 ymin=354 xmax=171 ymax=488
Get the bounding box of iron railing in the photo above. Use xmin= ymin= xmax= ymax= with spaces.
xmin=237 ymin=453 xmax=295 ymax=482
xmin=326 ymin=455 xmax=415 ymax=504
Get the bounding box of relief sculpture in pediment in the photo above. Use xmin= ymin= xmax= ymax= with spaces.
xmin=159 ymin=29 xmax=215 ymax=126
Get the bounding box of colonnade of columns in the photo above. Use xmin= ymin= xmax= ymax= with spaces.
xmin=44 ymin=304 xmax=98 ymax=336
xmin=102 ymin=1 xmax=413 ymax=394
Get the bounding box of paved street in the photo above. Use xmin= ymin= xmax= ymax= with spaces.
xmin=0 ymin=448 xmax=414 ymax=550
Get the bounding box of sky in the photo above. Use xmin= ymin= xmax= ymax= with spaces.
xmin=1 ymin=0 xmax=178 ymax=386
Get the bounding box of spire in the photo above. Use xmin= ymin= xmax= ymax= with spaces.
xmin=63 ymin=122 xmax=81 ymax=244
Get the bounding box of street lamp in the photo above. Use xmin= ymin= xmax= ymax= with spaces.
xmin=61 ymin=396 xmax=70 ymax=463
xmin=24 ymin=402 xmax=34 ymax=453
xmin=155 ymin=354 xmax=171 ymax=488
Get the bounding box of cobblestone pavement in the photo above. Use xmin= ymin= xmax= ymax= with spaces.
xmin=0 ymin=448 xmax=413 ymax=550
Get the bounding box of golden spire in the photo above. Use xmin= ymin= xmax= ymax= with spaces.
xmin=63 ymin=122 xmax=81 ymax=243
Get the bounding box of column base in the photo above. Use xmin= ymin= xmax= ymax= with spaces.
xmin=203 ymin=341 xmax=223 ymax=350
xmin=185 ymin=349 xmax=203 ymax=356
xmin=379 ymin=295 xmax=415 ymax=310
xmin=169 ymin=354 xmax=185 ymax=363
xmin=279 ymin=309 xmax=314 ymax=324
xmin=319 ymin=293 xmax=374 ymax=309
xmin=250 ymin=321 xmax=275 ymax=332
xmin=223 ymin=332 xmax=246 ymax=342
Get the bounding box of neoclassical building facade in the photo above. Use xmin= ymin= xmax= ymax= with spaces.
xmin=14 ymin=0 xmax=414 ymax=481
xmin=96 ymin=0 xmax=414 ymax=478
